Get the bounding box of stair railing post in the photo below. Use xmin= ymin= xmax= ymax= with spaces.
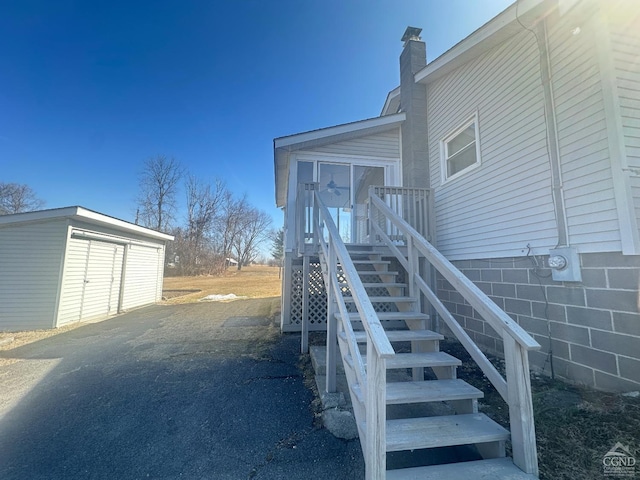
xmin=365 ymin=341 xmax=386 ymax=480
xmin=504 ymin=334 xmax=539 ymax=476
xmin=326 ymin=238 xmax=338 ymax=393
xmin=312 ymin=183 xmax=320 ymax=250
xmin=301 ymin=254 xmax=310 ymax=354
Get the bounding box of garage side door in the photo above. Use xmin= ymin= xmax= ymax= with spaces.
xmin=122 ymin=244 xmax=162 ymax=310
xmin=58 ymin=238 xmax=124 ymax=326
xmin=82 ymin=241 xmax=124 ymax=320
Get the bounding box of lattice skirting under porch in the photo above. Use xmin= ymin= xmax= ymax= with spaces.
xmin=281 ymin=255 xmax=401 ymax=332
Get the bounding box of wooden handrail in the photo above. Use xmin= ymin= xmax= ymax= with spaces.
xmin=314 ymin=190 xmax=395 ymax=359
xmin=370 ymin=194 xmax=540 ymax=351
xmin=369 ymin=191 xmax=539 ymax=475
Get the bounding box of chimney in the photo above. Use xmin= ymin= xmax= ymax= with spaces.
xmin=399 ymin=26 xmax=428 ymax=188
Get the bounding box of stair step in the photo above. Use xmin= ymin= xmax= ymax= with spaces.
xmin=344 ymin=270 xmax=400 ymax=277
xmin=338 ymin=282 xmax=408 ymax=289
xmin=386 ymin=458 xmax=537 ymax=480
xmin=342 ymin=296 xmax=417 ymax=304
xmin=350 ymin=260 xmax=391 ymax=265
xmin=374 ymin=352 xmax=461 ymax=370
xmin=387 ymin=379 xmax=482 ymax=404
xmin=336 ymin=312 xmax=429 ymax=322
xmin=385 ymin=413 xmax=510 ymax=452
xmin=347 ymin=329 xmax=443 ymax=343
xmin=352 ymin=379 xmax=482 ymax=405
xmin=345 ymin=351 xmax=460 ymax=372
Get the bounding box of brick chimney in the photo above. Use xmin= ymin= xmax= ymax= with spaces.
xmin=399 ymin=27 xmax=428 ymax=187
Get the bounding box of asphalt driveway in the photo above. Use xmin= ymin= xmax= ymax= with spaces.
xmin=0 ymin=299 xmax=364 ymax=479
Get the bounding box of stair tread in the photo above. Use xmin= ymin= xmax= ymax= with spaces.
xmin=338 ymin=282 xmax=408 ymax=288
xmin=342 ymin=296 xmax=417 ymax=303
xmin=382 ymin=352 xmax=461 ymax=369
xmin=352 ymin=379 xmax=482 ymax=405
xmin=349 ymin=329 xmax=443 ymax=342
xmin=337 ymin=312 xmax=429 ymax=321
xmin=385 ymin=413 xmax=510 ymax=452
xmin=386 ymin=379 xmax=483 ymax=404
xmin=386 ymin=458 xmax=537 ymax=480
xmin=352 ymin=352 xmax=461 ymax=369
xmin=350 ymin=260 xmax=391 ymax=265
xmin=353 ymin=270 xmax=400 ymax=276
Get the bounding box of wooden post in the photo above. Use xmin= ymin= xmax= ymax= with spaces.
xmin=301 ymin=254 xmax=310 ymax=354
xmin=365 ymin=341 xmax=387 ymax=480
xmin=504 ymin=334 xmax=539 ymax=475
xmin=326 ymin=242 xmax=338 ymax=393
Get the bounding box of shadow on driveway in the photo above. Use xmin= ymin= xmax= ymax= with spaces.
xmin=0 ymin=299 xmax=364 ymax=479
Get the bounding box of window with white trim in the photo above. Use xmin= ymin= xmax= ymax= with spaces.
xmin=441 ymin=114 xmax=481 ymax=181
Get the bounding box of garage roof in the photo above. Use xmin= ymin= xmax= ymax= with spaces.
xmin=0 ymin=206 xmax=174 ymax=241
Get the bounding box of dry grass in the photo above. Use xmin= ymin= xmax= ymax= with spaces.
xmin=0 ymin=323 xmax=85 ymax=367
xmin=162 ymin=265 xmax=282 ymax=304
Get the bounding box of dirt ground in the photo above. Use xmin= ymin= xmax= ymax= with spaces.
xmin=440 ymin=340 xmax=640 ymax=480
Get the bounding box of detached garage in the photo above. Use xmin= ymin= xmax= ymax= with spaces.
xmin=0 ymin=206 xmax=174 ymax=331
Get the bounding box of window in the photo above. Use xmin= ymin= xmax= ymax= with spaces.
xmin=441 ymin=114 xmax=480 ymax=181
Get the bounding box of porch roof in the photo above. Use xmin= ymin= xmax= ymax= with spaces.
xmin=273 ymin=113 xmax=405 ymax=207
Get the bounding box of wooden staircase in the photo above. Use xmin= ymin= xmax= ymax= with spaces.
xmin=295 ymin=183 xmax=539 ymax=479
xmin=326 ymin=245 xmax=536 ymax=479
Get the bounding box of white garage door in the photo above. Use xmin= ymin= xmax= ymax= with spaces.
xmin=58 ymin=238 xmax=124 ymax=325
xmin=121 ymin=244 xmax=163 ymax=310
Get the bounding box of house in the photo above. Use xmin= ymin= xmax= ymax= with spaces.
xmin=0 ymin=206 xmax=173 ymax=331
xmin=274 ymin=0 xmax=639 ymax=477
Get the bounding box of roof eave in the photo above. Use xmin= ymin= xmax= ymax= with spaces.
xmin=381 ymin=86 xmax=401 ymax=116
xmin=274 ymin=113 xmax=406 ymax=207
xmin=415 ymin=0 xmax=556 ymax=85
xmin=0 ymin=206 xmax=175 ymax=241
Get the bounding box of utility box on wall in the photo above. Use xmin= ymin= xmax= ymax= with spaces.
xmin=548 ymin=246 xmax=582 ymax=282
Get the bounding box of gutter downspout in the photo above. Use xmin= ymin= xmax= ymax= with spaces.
xmin=537 ymin=18 xmax=570 ymax=248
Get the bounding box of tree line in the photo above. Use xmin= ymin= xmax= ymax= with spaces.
xmin=135 ymin=155 xmax=278 ymax=275
xmin=1 ymin=155 xmax=284 ymax=276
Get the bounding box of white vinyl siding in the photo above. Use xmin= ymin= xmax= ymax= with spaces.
xmin=0 ymin=212 xmax=168 ymax=331
xmin=428 ymin=29 xmax=557 ymax=259
xmin=310 ymin=129 xmax=400 ymax=158
xmin=547 ymin=7 xmax=621 ymax=252
xmin=122 ymin=244 xmax=163 ymax=310
xmin=609 ymin=8 xmax=640 ymax=229
xmin=0 ymin=220 xmax=67 ymax=330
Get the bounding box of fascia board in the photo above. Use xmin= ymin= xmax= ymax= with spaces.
xmin=381 ymin=86 xmax=401 ymax=116
xmin=274 ymin=113 xmax=406 ymax=150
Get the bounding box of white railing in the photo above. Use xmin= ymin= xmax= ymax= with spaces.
xmin=297 ymin=182 xmax=393 ymax=479
xmin=368 ymin=192 xmax=540 ymax=476
xmin=369 ymin=186 xmax=432 ymax=242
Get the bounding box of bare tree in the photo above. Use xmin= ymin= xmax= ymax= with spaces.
xmin=232 ymin=206 xmax=272 ymax=270
xmin=0 ymin=182 xmax=45 ymax=215
xmin=137 ymin=155 xmax=182 ymax=232
xmin=182 ymin=176 xmax=226 ymax=274
xmin=215 ymin=192 xmax=246 ymax=267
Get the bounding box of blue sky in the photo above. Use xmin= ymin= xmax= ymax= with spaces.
xmin=0 ymin=0 xmax=513 ymax=231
